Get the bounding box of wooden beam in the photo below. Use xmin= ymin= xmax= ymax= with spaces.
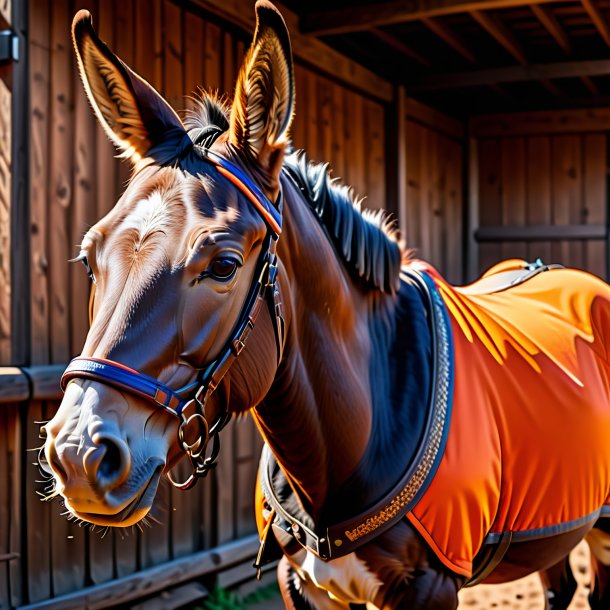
xmin=404 ymin=97 xmax=465 ymax=139
xmin=581 ymin=75 xmax=599 ymax=94
xmin=300 ymin=0 xmax=571 ymax=36
xmin=18 ymin=535 xmax=260 ymax=610
xmin=422 ymin=17 xmax=477 ymax=63
xmin=470 ymin=10 xmax=527 ymax=64
xmin=407 ymin=58 xmax=610 ymax=91
xmin=541 ymin=79 xmax=563 ymax=96
xmin=372 ymin=28 xmax=431 ymax=67
xmin=471 ymin=107 xmax=610 ymax=136
xmin=475 ymin=224 xmax=606 ymax=241
xmin=187 ymin=0 xmax=393 ymax=102
xmin=582 ymin=0 xmax=610 ymax=47
xmin=531 ymin=5 xmax=572 ymax=54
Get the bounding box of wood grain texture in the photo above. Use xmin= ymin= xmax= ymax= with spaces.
xmin=0 ymin=76 xmax=10 ymax=365
xmin=29 ymin=0 xmax=50 ymax=364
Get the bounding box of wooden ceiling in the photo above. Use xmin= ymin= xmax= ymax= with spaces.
xmin=282 ymin=0 xmax=610 ymax=116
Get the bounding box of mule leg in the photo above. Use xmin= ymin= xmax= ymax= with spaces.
xmin=539 ymin=555 xmax=577 ymax=610
xmin=585 ymin=523 xmax=610 ymax=609
xmin=277 ymin=556 xmax=351 ymax=610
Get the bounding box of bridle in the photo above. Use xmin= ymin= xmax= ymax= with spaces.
xmin=60 ymin=147 xmax=285 ymax=490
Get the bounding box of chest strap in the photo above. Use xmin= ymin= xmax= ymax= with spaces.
xmin=257 ymin=269 xmax=454 ymax=563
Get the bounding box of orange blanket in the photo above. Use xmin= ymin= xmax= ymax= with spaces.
xmin=407 ymin=260 xmax=610 ymax=577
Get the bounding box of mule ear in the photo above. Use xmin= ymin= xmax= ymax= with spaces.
xmin=72 ymin=10 xmax=186 ymax=162
xmin=229 ymin=1 xmax=295 ymax=188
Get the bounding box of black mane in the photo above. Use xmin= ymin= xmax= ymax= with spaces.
xmin=180 ymin=94 xmax=402 ymax=295
xmin=283 ymin=152 xmax=401 ymax=294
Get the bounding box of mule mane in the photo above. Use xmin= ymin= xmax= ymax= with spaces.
xmin=181 ymin=94 xmax=402 ymax=294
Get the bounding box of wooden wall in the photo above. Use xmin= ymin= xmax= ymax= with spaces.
xmin=0 ymin=0 xmax=389 ymax=607
xmin=471 ymin=110 xmax=608 ymax=281
xmin=402 ymin=99 xmax=465 ymax=284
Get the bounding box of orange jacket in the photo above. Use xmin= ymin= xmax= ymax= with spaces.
xmin=407 ymin=260 xmax=610 ymax=577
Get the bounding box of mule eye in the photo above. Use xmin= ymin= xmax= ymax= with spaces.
xmin=208 ymin=257 xmax=240 ymax=282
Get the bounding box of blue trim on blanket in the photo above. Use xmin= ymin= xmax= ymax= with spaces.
xmin=484 ymin=506 xmax=610 ymax=544
xmin=406 ymin=269 xmax=455 ymax=512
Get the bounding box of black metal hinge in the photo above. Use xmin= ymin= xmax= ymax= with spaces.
xmin=0 ymin=30 xmax=18 ymax=62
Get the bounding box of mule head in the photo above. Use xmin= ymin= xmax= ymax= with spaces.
xmin=43 ymin=1 xmax=294 ymax=526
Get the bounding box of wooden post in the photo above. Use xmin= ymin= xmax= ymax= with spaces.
xmin=466 ymin=126 xmax=479 ymax=281
xmin=10 ymin=0 xmax=28 ymax=367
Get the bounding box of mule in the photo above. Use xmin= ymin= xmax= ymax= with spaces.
xmin=42 ymin=2 xmax=610 ymax=608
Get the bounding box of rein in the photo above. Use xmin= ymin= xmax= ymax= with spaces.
xmin=61 ymin=147 xmax=285 ymax=490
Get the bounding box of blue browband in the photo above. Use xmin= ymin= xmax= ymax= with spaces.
xmin=60 ymin=147 xmax=286 ymax=488
xmin=61 ymin=357 xmax=191 ymax=416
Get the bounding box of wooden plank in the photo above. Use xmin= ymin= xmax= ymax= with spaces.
xmin=583 ymin=134 xmax=606 ymax=278
xmin=184 ymin=13 xmax=205 ymax=108
xmin=48 ymin=0 xmax=72 ymax=365
xmin=11 ymin=0 xmax=30 ymax=367
xmin=475 ymin=224 xmax=606 ymax=241
xmin=222 ymin=30 xmax=236 ymax=95
xmin=395 ymin=86 xmax=407 ymax=233
xmin=407 ymin=58 xmax=610 ymax=92
xmin=0 ymin=76 xmax=10 ymax=364
xmin=466 ymin=136 xmax=479 ymax=281
xmin=235 ymin=418 xmax=257 ymax=537
xmin=419 ymin=124 xmax=432 ymax=261
xmin=7 ymin=402 xmax=22 ymax=607
xmin=300 ymin=0 xmax=569 ymax=35
xmin=364 ymin=99 xmax=386 ymax=211
xmin=29 ymin=0 xmax=50 ymax=364
xmin=18 ymin=535 xmax=260 ymax=610
xmin=216 ymin=419 xmax=236 ymax=544
xmin=331 ymin=82 xmax=346 ymax=179
xmin=500 ymin=137 xmax=527 ymax=260
xmin=316 ymin=76 xmax=333 ymax=170
xmin=525 ymin=136 xmax=552 ymax=264
xmin=304 ymin=70 xmax=319 ymax=162
xmin=427 ymin=130 xmax=442 ymax=269
xmin=371 ymin=28 xmax=431 ymax=67
xmin=472 ymin=107 xmax=610 ymax=137
xmin=582 ymin=0 xmax=610 ymax=47
xmin=477 ymin=138 xmax=502 ymax=271
xmin=549 ymin=135 xmax=579 ymax=266
xmin=130 ymin=582 xmax=208 ymax=610
xmin=25 ymin=401 xmax=51 ymax=602
xmin=0 ymin=367 xmax=28 ymax=402
xmin=291 ymin=64 xmax=307 ymax=151
xmin=204 ymin=21 xmax=222 ymax=94
xmin=445 ymin=138 xmax=463 ymax=283
xmin=343 ymin=87 xmax=366 ymax=198
xmin=191 ymin=0 xmax=393 ymax=102
xmin=531 ymin=5 xmax=572 ymax=55
xmin=422 ymin=17 xmax=477 ymax=63
xmin=470 ymin=11 xmax=526 ymax=64
xmin=405 ymin=121 xmax=423 ymax=256
xmin=404 ymin=97 xmax=464 ymax=140
xmin=0 ymin=405 xmax=12 ymax=607
xmin=134 ymin=0 xmax=162 ymax=90
xmin=163 ymin=0 xmax=183 ymax=110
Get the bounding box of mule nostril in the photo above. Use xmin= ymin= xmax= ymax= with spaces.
xmin=86 ymin=435 xmax=132 ymax=490
xmin=98 ymin=439 xmax=122 ymax=479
